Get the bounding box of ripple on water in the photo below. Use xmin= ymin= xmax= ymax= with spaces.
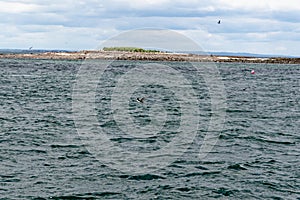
xmin=0 ymin=60 xmax=299 ymax=199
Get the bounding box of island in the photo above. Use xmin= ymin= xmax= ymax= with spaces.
xmin=0 ymin=47 xmax=299 ymax=64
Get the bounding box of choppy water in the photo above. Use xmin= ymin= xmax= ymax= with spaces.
xmin=0 ymin=59 xmax=299 ymax=199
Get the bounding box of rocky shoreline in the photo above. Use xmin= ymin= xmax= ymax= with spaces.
xmin=0 ymin=50 xmax=299 ymax=64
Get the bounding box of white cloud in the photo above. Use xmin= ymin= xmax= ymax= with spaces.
xmin=218 ymin=0 xmax=300 ymax=11
xmin=0 ymin=0 xmax=299 ymax=56
xmin=218 ymin=0 xmax=269 ymax=10
xmin=119 ymin=0 xmax=171 ymax=9
xmin=267 ymin=0 xmax=300 ymax=11
xmin=0 ymin=1 xmax=41 ymax=13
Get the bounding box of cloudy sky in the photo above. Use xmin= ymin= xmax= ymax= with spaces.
xmin=1 ymin=0 xmax=299 ymax=56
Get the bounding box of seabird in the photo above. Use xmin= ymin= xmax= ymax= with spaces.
xmin=136 ymin=97 xmax=145 ymax=103
xmin=218 ymin=20 xmax=221 ymax=24
xmin=29 ymin=46 xmax=33 ymax=50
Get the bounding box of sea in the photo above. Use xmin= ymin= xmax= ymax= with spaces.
xmin=0 ymin=59 xmax=299 ymax=199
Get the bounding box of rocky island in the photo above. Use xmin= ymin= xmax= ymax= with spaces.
xmin=0 ymin=48 xmax=299 ymax=64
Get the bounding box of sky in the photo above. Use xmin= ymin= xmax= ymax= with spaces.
xmin=0 ymin=0 xmax=300 ymax=56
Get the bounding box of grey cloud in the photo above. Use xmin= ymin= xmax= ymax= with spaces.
xmin=0 ymin=0 xmax=299 ymax=56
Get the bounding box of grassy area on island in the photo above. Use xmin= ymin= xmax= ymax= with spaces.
xmin=102 ymin=47 xmax=161 ymax=53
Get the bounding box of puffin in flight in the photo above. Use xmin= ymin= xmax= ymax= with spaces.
xmin=136 ymin=97 xmax=145 ymax=103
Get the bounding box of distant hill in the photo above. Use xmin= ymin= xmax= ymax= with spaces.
xmin=207 ymin=52 xmax=296 ymax=58
xmin=0 ymin=49 xmax=74 ymax=54
xmin=175 ymin=50 xmax=295 ymax=58
xmin=188 ymin=51 xmax=295 ymax=58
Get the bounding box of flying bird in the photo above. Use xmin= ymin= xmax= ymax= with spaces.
xmin=29 ymin=46 xmax=33 ymax=50
xmin=136 ymin=97 xmax=145 ymax=103
xmin=218 ymin=20 xmax=221 ymax=24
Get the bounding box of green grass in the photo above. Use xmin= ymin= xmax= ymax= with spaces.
xmin=102 ymin=47 xmax=160 ymax=53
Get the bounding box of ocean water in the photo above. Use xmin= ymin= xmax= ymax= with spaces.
xmin=0 ymin=59 xmax=299 ymax=199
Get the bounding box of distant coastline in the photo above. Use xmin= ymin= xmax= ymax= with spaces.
xmin=0 ymin=50 xmax=299 ymax=64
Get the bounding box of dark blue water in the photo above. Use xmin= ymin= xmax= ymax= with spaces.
xmin=0 ymin=59 xmax=299 ymax=199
